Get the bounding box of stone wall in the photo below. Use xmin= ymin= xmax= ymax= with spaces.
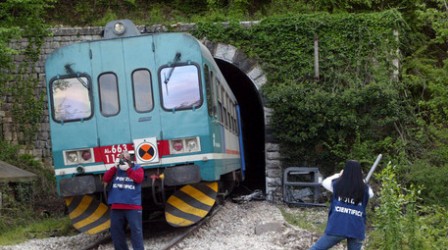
xmin=2 ymin=26 xmax=104 ymax=165
xmin=1 ymin=22 xmax=283 ymax=202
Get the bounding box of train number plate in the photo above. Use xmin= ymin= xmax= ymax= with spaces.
xmin=94 ymin=144 xmax=134 ymax=164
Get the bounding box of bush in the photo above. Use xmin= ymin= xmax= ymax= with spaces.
xmin=265 ymin=81 xmax=408 ymax=174
xmin=0 ymin=140 xmax=64 ymax=235
xmin=401 ymin=160 xmax=448 ymax=206
xmin=367 ymin=163 xmax=448 ymax=249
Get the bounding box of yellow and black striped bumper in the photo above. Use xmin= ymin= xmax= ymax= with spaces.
xmin=65 ymin=195 xmax=110 ymax=234
xmin=165 ymin=182 xmax=218 ymax=227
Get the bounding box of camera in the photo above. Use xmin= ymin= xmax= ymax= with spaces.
xmin=119 ymin=158 xmax=125 ymax=165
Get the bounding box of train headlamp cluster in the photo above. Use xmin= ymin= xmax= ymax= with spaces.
xmin=63 ymin=148 xmax=94 ymax=165
xmin=169 ymin=137 xmax=201 ymax=154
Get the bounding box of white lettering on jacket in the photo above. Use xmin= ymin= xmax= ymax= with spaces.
xmin=113 ymin=176 xmax=136 ymax=190
xmin=335 ymin=206 xmax=363 ymax=217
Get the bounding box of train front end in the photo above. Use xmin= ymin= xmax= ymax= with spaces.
xmin=45 ymin=20 xmax=243 ymax=234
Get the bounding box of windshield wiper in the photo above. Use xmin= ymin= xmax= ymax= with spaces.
xmin=163 ymin=52 xmax=182 ymax=85
xmin=64 ymin=64 xmax=88 ymax=88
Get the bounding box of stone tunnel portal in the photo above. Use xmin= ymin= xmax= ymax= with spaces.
xmin=215 ymin=59 xmax=266 ymax=193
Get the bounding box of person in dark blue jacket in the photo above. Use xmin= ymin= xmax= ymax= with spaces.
xmin=310 ymin=160 xmax=374 ymax=250
xmin=103 ymin=151 xmax=145 ymax=250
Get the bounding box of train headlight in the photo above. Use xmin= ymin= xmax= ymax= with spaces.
xmin=66 ymin=151 xmax=78 ymax=163
xmin=169 ymin=137 xmax=201 ymax=154
xmin=172 ymin=140 xmax=183 ymax=152
xmin=186 ymin=138 xmax=198 ymax=152
xmin=63 ymin=148 xmax=95 ymax=165
xmin=114 ymin=22 xmax=126 ymax=35
xmin=81 ymin=150 xmax=92 ymax=161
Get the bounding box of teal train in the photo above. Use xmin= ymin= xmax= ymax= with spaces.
xmin=45 ymin=19 xmax=245 ymax=234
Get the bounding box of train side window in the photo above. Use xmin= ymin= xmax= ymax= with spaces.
xmin=132 ymin=69 xmax=153 ymax=112
xmin=213 ymin=77 xmax=219 ymax=119
xmin=216 ymin=80 xmax=223 ymax=123
xmin=221 ymin=86 xmax=226 ymax=125
xmin=210 ymin=71 xmax=218 ymax=118
xmin=160 ymin=64 xmax=202 ymax=110
xmin=204 ymin=64 xmax=214 ymax=116
xmin=98 ymin=73 xmax=120 ymax=116
xmin=51 ymin=76 xmax=92 ymax=122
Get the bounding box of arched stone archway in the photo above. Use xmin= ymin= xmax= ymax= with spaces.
xmin=202 ymin=41 xmax=282 ymax=202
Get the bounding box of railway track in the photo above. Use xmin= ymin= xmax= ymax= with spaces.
xmin=160 ymin=203 xmax=223 ymax=250
xmin=81 ymin=202 xmax=224 ymax=250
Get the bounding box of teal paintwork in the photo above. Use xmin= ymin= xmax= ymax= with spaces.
xmin=45 ymin=23 xmax=242 ymax=195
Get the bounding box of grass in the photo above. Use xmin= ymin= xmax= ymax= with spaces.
xmin=0 ymin=217 xmax=76 ymax=246
xmin=279 ymin=205 xmax=328 ymax=233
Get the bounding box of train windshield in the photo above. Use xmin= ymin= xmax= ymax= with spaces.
xmin=160 ymin=65 xmax=202 ymax=110
xmin=51 ymin=76 xmax=92 ymax=122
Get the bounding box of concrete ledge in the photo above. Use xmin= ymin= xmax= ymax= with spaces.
xmin=0 ymin=160 xmax=37 ymax=183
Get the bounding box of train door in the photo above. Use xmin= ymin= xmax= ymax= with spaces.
xmin=153 ymin=33 xmax=207 ymax=140
xmin=46 ymin=43 xmax=99 ymax=169
xmin=89 ymin=36 xmax=161 ymax=162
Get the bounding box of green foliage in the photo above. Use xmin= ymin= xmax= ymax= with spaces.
xmin=194 ymin=10 xmax=409 ymax=173
xmin=0 ymin=0 xmax=54 ymax=62
xmin=0 ymin=140 xmax=62 ymax=235
xmin=0 ymin=140 xmax=57 ymax=201
xmin=0 ymin=27 xmax=20 ymax=70
xmin=400 ymin=160 xmax=448 ymax=206
xmin=265 ymin=81 xmax=409 ymax=172
xmin=368 ymin=163 xmax=448 ymax=249
xmin=0 ymin=217 xmax=75 ymax=246
xmin=92 ymin=8 xmax=119 ymax=26
xmin=280 ymin=206 xmax=328 ymax=233
xmin=0 ymin=0 xmax=53 ymax=72
xmin=0 ymin=0 xmax=52 ymax=139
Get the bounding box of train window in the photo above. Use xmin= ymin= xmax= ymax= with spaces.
xmin=221 ymin=86 xmax=226 ymax=125
xmin=218 ymin=102 xmax=224 ymax=123
xmin=210 ymin=71 xmax=217 ymax=118
xmin=215 ymin=80 xmax=222 ymax=121
xmin=217 ymin=82 xmax=222 ymax=102
xmin=204 ymin=64 xmax=214 ymax=116
xmin=223 ymin=106 xmax=228 ymax=127
xmin=51 ymin=76 xmax=92 ymax=122
xmin=160 ymin=64 xmax=202 ymax=110
xmin=132 ymin=69 xmax=153 ymax=112
xmin=234 ymin=118 xmax=238 ymax=134
xmin=98 ymin=73 xmax=120 ymax=116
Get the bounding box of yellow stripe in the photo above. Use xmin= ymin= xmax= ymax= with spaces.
xmin=65 ymin=197 xmax=73 ymax=206
xmin=69 ymin=195 xmax=93 ymax=219
xmin=206 ymin=182 xmax=218 ymax=192
xmin=73 ymin=202 xmax=108 ymax=229
xmin=165 ymin=212 xmax=194 ymax=227
xmin=86 ymin=220 xmax=111 ymax=235
xmin=181 ymin=185 xmax=215 ymax=207
xmin=167 ymin=195 xmax=209 ymax=217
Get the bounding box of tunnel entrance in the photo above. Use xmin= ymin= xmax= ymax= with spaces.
xmin=215 ymin=59 xmax=266 ymax=193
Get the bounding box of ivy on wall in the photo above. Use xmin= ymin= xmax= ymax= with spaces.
xmin=9 ymin=64 xmax=45 ymax=144
xmin=0 ymin=0 xmax=51 ymax=147
xmin=193 ymin=10 xmax=407 ymax=173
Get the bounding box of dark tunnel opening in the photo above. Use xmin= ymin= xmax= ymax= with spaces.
xmin=215 ymin=59 xmax=266 ymax=193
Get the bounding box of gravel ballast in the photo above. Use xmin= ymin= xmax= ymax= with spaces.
xmin=0 ymin=201 xmax=347 ymax=250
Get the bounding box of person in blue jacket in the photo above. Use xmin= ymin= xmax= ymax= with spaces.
xmin=309 ymin=160 xmax=374 ymax=250
xmin=103 ymin=151 xmax=145 ymax=250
